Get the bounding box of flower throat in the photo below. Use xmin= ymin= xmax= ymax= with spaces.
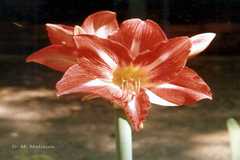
xmin=112 ymin=65 xmax=148 ymax=93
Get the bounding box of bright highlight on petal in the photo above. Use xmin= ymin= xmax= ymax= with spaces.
xmin=189 ymin=33 xmax=216 ymax=57
xmin=144 ymin=89 xmax=177 ymax=106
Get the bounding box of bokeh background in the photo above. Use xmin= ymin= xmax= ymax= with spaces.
xmin=0 ymin=0 xmax=239 ymax=160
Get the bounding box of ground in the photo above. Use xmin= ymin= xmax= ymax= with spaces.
xmin=0 ymin=55 xmax=239 ymax=160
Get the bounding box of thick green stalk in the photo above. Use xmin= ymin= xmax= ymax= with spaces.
xmin=115 ymin=109 xmax=133 ymax=160
xmin=227 ymin=118 xmax=240 ymax=160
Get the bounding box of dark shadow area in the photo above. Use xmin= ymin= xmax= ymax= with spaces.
xmin=0 ymin=0 xmax=240 ymax=56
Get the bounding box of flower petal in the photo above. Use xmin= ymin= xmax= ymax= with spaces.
xmin=76 ymin=57 xmax=113 ymax=79
xmin=46 ymin=24 xmax=76 ymax=47
xmin=26 ymin=45 xmax=78 ymax=72
xmin=74 ymin=35 xmax=131 ymax=69
xmin=81 ymin=11 xmax=119 ymax=38
xmin=123 ymin=90 xmax=150 ymax=131
xmin=189 ymin=33 xmax=216 ymax=57
xmin=143 ymin=37 xmax=192 ymax=83
xmin=56 ymin=64 xmax=124 ymax=105
xmin=110 ymin=18 xmax=167 ymax=58
xmin=144 ymin=89 xmax=177 ymax=106
xmin=149 ymin=67 xmax=212 ymax=106
xmin=134 ymin=37 xmax=188 ymax=66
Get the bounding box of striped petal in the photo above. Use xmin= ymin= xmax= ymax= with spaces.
xmin=189 ymin=33 xmax=216 ymax=57
xmin=26 ymin=45 xmax=78 ymax=72
xmin=134 ymin=37 xmax=189 ymax=66
xmin=123 ymin=90 xmax=150 ymax=131
xmin=82 ymin=11 xmax=119 ymax=38
xmin=74 ymin=35 xmax=131 ymax=70
xmin=56 ymin=64 xmax=124 ymax=105
xmin=148 ymin=67 xmax=212 ymax=106
xmin=144 ymin=89 xmax=177 ymax=106
xmin=110 ymin=18 xmax=167 ymax=58
xmin=143 ymin=37 xmax=191 ymax=83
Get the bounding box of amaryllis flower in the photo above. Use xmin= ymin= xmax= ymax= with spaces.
xmin=26 ymin=13 xmax=215 ymax=131
xmin=26 ymin=11 xmax=119 ymax=72
xmin=54 ymin=33 xmax=213 ymax=131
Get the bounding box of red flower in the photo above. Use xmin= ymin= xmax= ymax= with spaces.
xmin=26 ymin=11 xmax=215 ymax=131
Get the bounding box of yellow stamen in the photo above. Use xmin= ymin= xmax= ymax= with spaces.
xmin=112 ymin=65 xmax=148 ymax=94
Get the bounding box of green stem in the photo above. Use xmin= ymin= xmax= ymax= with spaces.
xmin=227 ymin=118 xmax=240 ymax=160
xmin=115 ymin=109 xmax=133 ymax=160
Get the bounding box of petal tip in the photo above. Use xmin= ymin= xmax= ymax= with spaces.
xmin=25 ymin=54 xmax=39 ymax=63
xmin=204 ymin=32 xmax=216 ymax=41
xmin=46 ymin=23 xmax=53 ymax=26
xmin=189 ymin=32 xmax=216 ymax=57
xmin=25 ymin=55 xmax=32 ymax=63
xmin=56 ymin=87 xmax=66 ymax=97
xmin=207 ymin=92 xmax=213 ymax=100
xmin=46 ymin=23 xmax=58 ymax=28
xmin=46 ymin=23 xmax=58 ymax=29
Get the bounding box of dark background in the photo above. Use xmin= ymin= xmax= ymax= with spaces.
xmin=0 ymin=0 xmax=239 ymax=56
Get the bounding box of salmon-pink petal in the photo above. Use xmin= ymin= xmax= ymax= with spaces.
xmin=26 ymin=45 xmax=78 ymax=72
xmin=110 ymin=18 xmax=167 ymax=58
xmin=148 ymin=67 xmax=212 ymax=106
xmin=74 ymin=35 xmax=131 ymax=69
xmin=56 ymin=64 xmax=124 ymax=105
xmin=143 ymin=37 xmax=191 ymax=83
xmin=123 ymin=90 xmax=150 ymax=131
xmin=46 ymin=24 xmax=76 ymax=47
xmin=189 ymin=33 xmax=216 ymax=57
xmin=81 ymin=11 xmax=119 ymax=38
